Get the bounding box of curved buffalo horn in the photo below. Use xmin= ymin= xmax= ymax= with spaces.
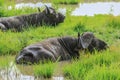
xmin=45 ymin=5 xmax=50 ymax=14
xmin=78 ymin=32 xmax=80 ymax=37
xmin=38 ymin=8 xmax=41 ymax=12
xmin=78 ymin=32 xmax=81 ymax=47
xmin=80 ymin=32 xmax=94 ymax=48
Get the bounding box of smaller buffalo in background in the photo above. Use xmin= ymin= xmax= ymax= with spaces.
xmin=15 ymin=32 xmax=108 ymax=64
xmin=0 ymin=6 xmax=65 ymax=32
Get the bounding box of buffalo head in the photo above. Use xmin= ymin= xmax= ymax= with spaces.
xmin=77 ymin=32 xmax=108 ymax=53
xmin=15 ymin=32 xmax=108 ymax=64
xmin=42 ymin=6 xmax=65 ymax=26
xmin=0 ymin=5 xmax=65 ymax=32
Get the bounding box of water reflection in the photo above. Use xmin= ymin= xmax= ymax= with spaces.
xmin=0 ymin=62 xmax=66 ymax=80
xmin=72 ymin=2 xmax=120 ymax=16
xmin=53 ymin=76 xmax=64 ymax=80
xmin=0 ymin=62 xmax=35 ymax=80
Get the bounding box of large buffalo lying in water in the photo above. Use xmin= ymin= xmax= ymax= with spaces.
xmin=0 ymin=6 xmax=65 ymax=31
xmin=16 ymin=32 xmax=108 ymax=64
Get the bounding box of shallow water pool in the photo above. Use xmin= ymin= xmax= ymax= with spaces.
xmin=72 ymin=2 xmax=120 ymax=16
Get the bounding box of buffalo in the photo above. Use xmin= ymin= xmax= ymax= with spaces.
xmin=0 ymin=6 xmax=65 ymax=32
xmin=15 ymin=32 xmax=108 ymax=64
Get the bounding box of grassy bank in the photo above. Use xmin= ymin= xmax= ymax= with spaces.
xmin=0 ymin=15 xmax=120 ymax=55
xmin=0 ymin=1 xmax=120 ymax=79
xmin=0 ymin=56 xmax=14 ymax=68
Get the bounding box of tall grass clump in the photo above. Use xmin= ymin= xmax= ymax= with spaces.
xmin=33 ymin=62 xmax=56 ymax=78
xmin=52 ymin=0 xmax=80 ymax=4
xmin=63 ymin=60 xmax=94 ymax=80
xmin=73 ymin=22 xmax=88 ymax=33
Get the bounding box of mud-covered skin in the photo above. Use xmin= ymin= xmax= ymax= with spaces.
xmin=16 ymin=32 xmax=108 ymax=64
xmin=0 ymin=6 xmax=65 ymax=32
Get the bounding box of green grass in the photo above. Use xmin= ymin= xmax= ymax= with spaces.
xmin=63 ymin=48 xmax=120 ymax=80
xmin=0 ymin=1 xmax=120 ymax=79
xmin=0 ymin=56 xmax=14 ymax=68
xmin=33 ymin=62 xmax=56 ymax=78
xmin=105 ymin=17 xmax=120 ymax=29
xmin=52 ymin=0 xmax=80 ymax=4
xmin=1 ymin=7 xmax=38 ymax=17
xmin=0 ymin=0 xmax=5 ymax=17
xmin=0 ymin=15 xmax=120 ymax=55
xmin=85 ymin=64 xmax=120 ymax=80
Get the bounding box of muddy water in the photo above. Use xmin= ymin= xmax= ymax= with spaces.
xmin=0 ymin=61 xmax=70 ymax=80
xmin=0 ymin=62 xmax=35 ymax=80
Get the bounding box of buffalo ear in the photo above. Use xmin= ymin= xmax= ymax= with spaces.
xmin=45 ymin=5 xmax=50 ymax=14
xmin=81 ymin=32 xmax=94 ymax=48
xmin=38 ymin=8 xmax=41 ymax=12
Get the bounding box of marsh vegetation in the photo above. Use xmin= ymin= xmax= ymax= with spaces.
xmin=0 ymin=0 xmax=120 ymax=80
